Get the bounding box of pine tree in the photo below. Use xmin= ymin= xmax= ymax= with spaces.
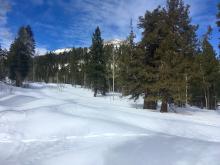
xmin=88 ymin=27 xmax=107 ymax=97
xmin=118 ymin=19 xmax=137 ymax=96
xmin=217 ymin=3 xmax=220 ymax=49
xmin=83 ymin=48 xmax=92 ymax=87
xmin=25 ymin=25 xmax=36 ymax=57
xmin=0 ymin=45 xmax=4 ymax=80
xmin=138 ymin=6 xmax=167 ymax=110
xmin=69 ymin=48 xmax=80 ymax=85
xmin=155 ymin=31 xmax=186 ymax=112
xmin=103 ymin=44 xmax=114 ymax=92
xmin=155 ymin=0 xmax=198 ymax=112
xmin=197 ymin=26 xmax=219 ymax=109
xmin=117 ymin=44 xmax=129 ymax=93
xmin=8 ymin=26 xmax=35 ymax=86
xmin=119 ymin=6 xmax=168 ymax=110
xmin=0 ymin=45 xmax=7 ymax=80
xmin=125 ymin=0 xmax=198 ymax=112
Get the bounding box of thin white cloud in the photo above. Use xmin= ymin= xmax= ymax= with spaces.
xmin=55 ymin=0 xmax=164 ymax=39
xmin=36 ymin=46 xmax=48 ymax=55
xmin=46 ymin=0 xmax=215 ymax=44
xmin=11 ymin=0 xmax=217 ymax=50
xmin=0 ymin=0 xmax=13 ymax=49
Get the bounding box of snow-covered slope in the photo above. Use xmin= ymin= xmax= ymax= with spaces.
xmin=104 ymin=39 xmax=125 ymax=47
xmin=52 ymin=48 xmax=72 ymax=54
xmin=52 ymin=39 xmax=125 ymax=55
xmin=0 ymin=83 xmax=220 ymax=165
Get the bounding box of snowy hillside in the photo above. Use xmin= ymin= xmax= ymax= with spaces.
xmin=53 ymin=48 xmax=72 ymax=54
xmin=0 ymin=83 xmax=220 ymax=165
xmin=104 ymin=39 xmax=125 ymax=47
xmin=52 ymin=39 xmax=125 ymax=55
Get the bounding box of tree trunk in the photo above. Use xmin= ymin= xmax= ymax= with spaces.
xmin=94 ymin=88 xmax=97 ymax=97
xmin=15 ymin=72 xmax=22 ymax=87
xmin=16 ymin=79 xmax=21 ymax=87
xmin=185 ymin=74 xmax=188 ymax=105
xmin=204 ymin=89 xmax=208 ymax=109
xmin=102 ymin=90 xmax=106 ymax=96
xmin=207 ymin=87 xmax=210 ymax=109
xmin=160 ymin=99 xmax=168 ymax=113
xmin=143 ymin=96 xmax=157 ymax=110
xmin=209 ymin=85 xmax=216 ymax=110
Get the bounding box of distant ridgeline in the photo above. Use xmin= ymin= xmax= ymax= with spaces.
xmin=31 ymin=38 xmax=127 ymax=89
xmin=48 ymin=39 xmax=126 ymax=55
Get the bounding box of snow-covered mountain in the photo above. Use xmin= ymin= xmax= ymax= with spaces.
xmin=51 ymin=39 xmax=125 ymax=55
xmin=104 ymin=39 xmax=125 ymax=47
xmin=53 ymin=48 xmax=72 ymax=54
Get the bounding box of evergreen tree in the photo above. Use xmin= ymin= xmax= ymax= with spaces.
xmin=217 ymin=3 xmax=220 ymax=49
xmin=196 ymin=26 xmax=219 ymax=109
xmin=69 ymin=48 xmax=80 ymax=85
xmin=0 ymin=45 xmax=7 ymax=80
xmin=83 ymin=48 xmax=92 ymax=87
xmin=25 ymin=25 xmax=36 ymax=57
xmin=104 ymin=44 xmax=114 ymax=92
xmin=8 ymin=26 xmax=35 ymax=86
xmin=155 ymin=0 xmax=198 ymax=112
xmin=125 ymin=0 xmax=198 ymax=112
xmin=117 ymin=44 xmax=130 ymax=94
xmin=120 ymin=6 xmax=167 ymax=110
xmin=88 ymin=27 xmax=107 ymax=97
xmin=118 ymin=19 xmax=138 ymax=97
xmin=43 ymin=52 xmax=57 ymax=83
xmin=0 ymin=45 xmax=4 ymax=80
xmin=138 ymin=6 xmax=166 ymax=110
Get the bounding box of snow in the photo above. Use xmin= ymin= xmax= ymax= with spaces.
xmin=52 ymin=48 xmax=72 ymax=54
xmin=52 ymin=39 xmax=125 ymax=55
xmin=104 ymin=39 xmax=125 ymax=47
xmin=0 ymin=82 xmax=220 ymax=165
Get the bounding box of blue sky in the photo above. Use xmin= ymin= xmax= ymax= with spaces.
xmin=0 ymin=0 xmax=219 ymax=54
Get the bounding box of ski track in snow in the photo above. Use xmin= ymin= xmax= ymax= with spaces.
xmin=0 ymin=83 xmax=220 ymax=165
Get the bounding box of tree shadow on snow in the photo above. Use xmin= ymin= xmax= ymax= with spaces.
xmin=103 ymin=135 xmax=220 ymax=165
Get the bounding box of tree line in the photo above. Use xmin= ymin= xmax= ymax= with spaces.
xmin=0 ymin=0 xmax=220 ymax=112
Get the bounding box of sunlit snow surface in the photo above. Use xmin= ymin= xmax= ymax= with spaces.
xmin=0 ymin=82 xmax=220 ymax=165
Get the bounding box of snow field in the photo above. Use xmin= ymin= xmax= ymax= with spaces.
xmin=0 ymin=83 xmax=220 ymax=165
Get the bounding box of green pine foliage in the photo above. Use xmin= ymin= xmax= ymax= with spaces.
xmin=38 ymin=52 xmax=58 ymax=83
xmin=138 ymin=6 xmax=166 ymax=110
xmin=193 ymin=27 xmax=220 ymax=109
xmin=8 ymin=26 xmax=35 ymax=86
xmin=117 ymin=43 xmax=131 ymax=95
xmin=160 ymin=0 xmax=198 ymax=111
xmin=88 ymin=27 xmax=107 ymax=97
xmin=122 ymin=0 xmax=198 ymax=112
xmin=217 ymin=3 xmax=220 ymax=49
xmin=103 ymin=44 xmax=115 ymax=92
xmin=118 ymin=20 xmax=137 ymax=97
xmin=156 ymin=0 xmax=198 ymax=112
xmin=0 ymin=45 xmax=7 ymax=80
xmin=33 ymin=47 xmax=90 ymax=86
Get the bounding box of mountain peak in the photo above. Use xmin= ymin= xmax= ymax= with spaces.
xmin=104 ymin=39 xmax=125 ymax=46
xmin=53 ymin=48 xmax=72 ymax=54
